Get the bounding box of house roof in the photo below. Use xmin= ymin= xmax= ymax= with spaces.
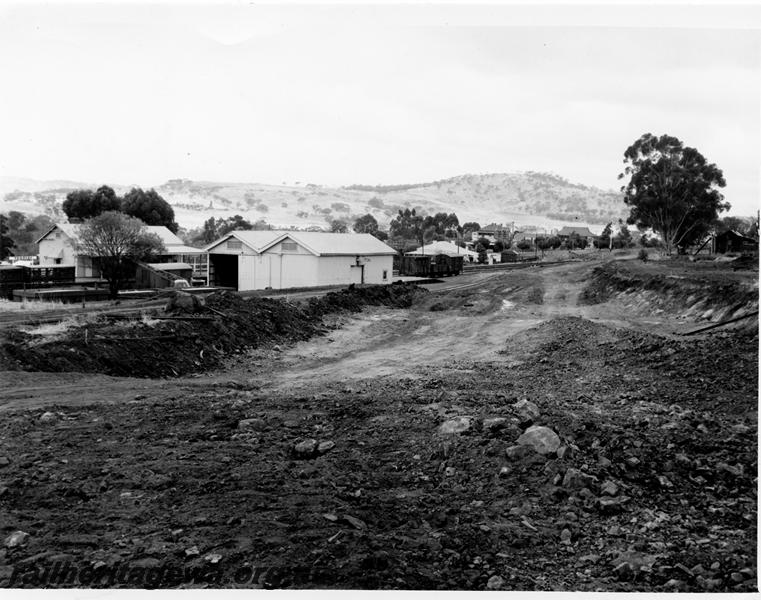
xmin=478 ymin=223 xmax=508 ymax=233
xmin=557 ymin=226 xmax=596 ymax=237
xmin=405 ymin=241 xmax=477 ymax=257
xmin=147 ymin=262 xmax=193 ymax=270
xmin=206 ymin=230 xmax=396 ymax=256
xmin=716 ymin=230 xmax=757 ymax=243
xmin=36 ymin=223 xmax=201 ymax=253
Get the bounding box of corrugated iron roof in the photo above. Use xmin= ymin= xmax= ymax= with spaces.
xmin=36 ymin=223 xmax=201 ymax=252
xmin=405 ymin=241 xmax=477 ymax=257
xmin=557 ymin=226 xmax=596 ymax=237
xmin=209 ymin=230 xmax=396 ymax=256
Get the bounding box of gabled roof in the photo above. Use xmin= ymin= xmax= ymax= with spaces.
xmin=405 ymin=240 xmax=477 ymax=257
xmin=207 ymin=230 xmax=396 ymax=256
xmin=36 ymin=223 xmax=200 ymax=252
xmin=716 ymin=230 xmax=757 ymax=243
xmin=478 ymin=223 xmax=509 ymax=232
xmin=557 ymin=226 xmax=596 ymax=237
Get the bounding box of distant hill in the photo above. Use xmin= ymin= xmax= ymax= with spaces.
xmin=0 ymin=172 xmax=628 ymax=234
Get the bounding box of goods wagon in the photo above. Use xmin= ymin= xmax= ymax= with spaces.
xmin=399 ymin=254 xmax=463 ymax=277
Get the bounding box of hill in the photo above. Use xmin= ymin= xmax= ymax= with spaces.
xmin=1 ymin=172 xmax=628 ymax=234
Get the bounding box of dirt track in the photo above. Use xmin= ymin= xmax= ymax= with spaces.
xmin=0 ymin=257 xmax=757 ymax=590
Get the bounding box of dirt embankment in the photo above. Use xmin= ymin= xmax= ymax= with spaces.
xmin=579 ymin=262 xmax=758 ymax=326
xmin=0 ymin=283 xmax=427 ymax=378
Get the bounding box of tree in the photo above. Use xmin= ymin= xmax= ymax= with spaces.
xmin=3 ymin=212 xmax=55 ymax=255
xmin=389 ymin=208 xmax=423 ymax=240
xmin=619 ymin=133 xmax=729 ymax=254
xmin=716 ymin=215 xmax=757 ymax=238
xmin=475 ymin=243 xmax=488 ymax=264
xmin=353 ymin=214 xmax=379 ymax=235
xmin=614 ymin=220 xmax=633 ymax=248
xmin=78 ymin=211 xmax=165 ymax=298
xmin=330 ymin=220 xmax=348 ymax=233
xmin=461 ymin=222 xmax=481 ymax=240
xmin=62 ymin=186 xmax=121 ymax=221
xmin=493 ymin=240 xmax=505 ymax=253
xmin=121 ymin=188 xmax=179 ymax=233
xmin=217 ymin=215 xmax=254 ymax=237
xmin=0 ymin=213 xmax=16 ymax=260
xmin=595 ymin=222 xmax=613 ymax=250
xmin=202 ymin=217 xmax=218 ymax=244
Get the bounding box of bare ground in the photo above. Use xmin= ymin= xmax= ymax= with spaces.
xmin=0 ymin=257 xmax=757 ymax=590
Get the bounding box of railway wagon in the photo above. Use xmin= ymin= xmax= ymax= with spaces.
xmin=400 ymin=254 xmax=463 ymax=277
xmin=0 ymin=265 xmax=76 ymax=300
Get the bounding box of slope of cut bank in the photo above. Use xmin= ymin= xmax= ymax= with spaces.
xmin=0 ymin=283 xmax=427 ymax=378
xmin=580 ymin=261 xmax=758 ymax=328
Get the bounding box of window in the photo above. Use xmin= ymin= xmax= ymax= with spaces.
xmin=227 ymin=240 xmax=242 ymax=250
xmin=281 ymin=242 xmax=298 ymax=252
xmin=382 ymin=269 xmax=388 ymax=280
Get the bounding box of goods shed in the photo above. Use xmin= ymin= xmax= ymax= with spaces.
xmin=205 ymin=230 xmax=396 ymax=291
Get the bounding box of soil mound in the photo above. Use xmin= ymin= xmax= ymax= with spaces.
xmin=0 ymin=283 xmax=427 ymax=378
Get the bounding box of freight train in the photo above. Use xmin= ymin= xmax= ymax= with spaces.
xmin=399 ymin=253 xmax=464 ymax=277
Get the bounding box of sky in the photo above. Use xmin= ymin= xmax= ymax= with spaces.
xmin=0 ymin=3 xmax=759 ymax=215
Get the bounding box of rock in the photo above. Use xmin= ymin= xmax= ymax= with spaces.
xmin=513 ymin=399 xmax=540 ymax=425
xmin=598 ymin=456 xmax=612 ymax=468
xmin=613 ymin=561 xmax=633 ymax=580
xmin=0 ymin=457 xmax=9 ymax=467
xmin=486 ymin=575 xmax=504 ymax=590
xmin=730 ymin=572 xmax=744 ymax=583
xmin=560 ymin=528 xmax=572 ymax=544
xmin=343 ymin=515 xmax=367 ymax=529
xmin=505 ymin=445 xmax=535 ymax=460
xmin=556 ymin=445 xmax=570 ymax=459
xmin=165 ymin=291 xmax=203 ymax=313
xmin=438 ymin=416 xmax=472 ymax=435
xmin=625 ymin=456 xmax=640 ymax=467
xmin=39 ymin=411 xmax=57 ymax=424
xmin=444 ymin=466 xmax=456 ymax=477
xmin=272 ymin=345 xmax=282 ymax=353
xmin=4 ymin=531 xmax=30 ymax=548
xmin=598 ymin=496 xmax=629 ymax=514
xmin=317 ymin=441 xmax=336 ymax=455
xmin=482 ymin=417 xmax=507 ymax=432
xmin=562 ymin=468 xmax=598 ymax=490
xmin=517 ymin=426 xmax=560 ymax=455
xmin=204 ymin=553 xmax=223 ymax=564
xmin=600 ymin=480 xmax=619 ymax=496
xmin=238 ymin=418 xmax=266 ymax=431
xmin=184 ymin=546 xmax=200 ymax=557
xmin=499 ymin=466 xmax=511 ymax=477
xmin=293 ymin=439 xmax=319 ymax=459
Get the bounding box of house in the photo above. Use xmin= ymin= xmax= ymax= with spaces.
xmin=472 ymin=223 xmax=513 ymax=243
xmin=557 ymin=226 xmax=596 ymax=242
xmin=204 ymin=230 xmax=396 ymax=291
xmin=714 ymin=230 xmax=758 ymax=254
xmin=556 ymin=226 xmax=597 ymax=244
xmin=405 ymin=241 xmax=478 ymax=260
xmin=36 ymin=223 xmax=205 ymax=280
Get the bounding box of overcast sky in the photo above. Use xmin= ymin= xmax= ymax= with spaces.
xmin=0 ymin=3 xmax=759 ymax=215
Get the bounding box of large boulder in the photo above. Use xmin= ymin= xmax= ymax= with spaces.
xmin=517 ymin=425 xmax=561 ymax=455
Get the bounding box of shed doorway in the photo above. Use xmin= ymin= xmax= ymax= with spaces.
xmin=209 ymin=254 xmax=239 ymax=288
